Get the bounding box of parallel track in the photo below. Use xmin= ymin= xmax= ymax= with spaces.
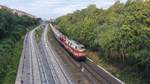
xmin=41 ymin=25 xmax=72 ymax=84
xmin=16 ymin=26 xmax=56 ymax=84
xmin=16 ymin=23 xmax=123 ymax=84
xmin=21 ymin=33 xmax=31 ymax=84
xmin=48 ymin=24 xmax=124 ymax=84
xmin=30 ymin=29 xmax=50 ymax=84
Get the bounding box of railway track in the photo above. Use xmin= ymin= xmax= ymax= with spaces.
xmin=40 ymin=24 xmax=72 ymax=84
xmin=80 ymin=62 xmax=108 ymax=84
xmin=23 ymin=28 xmax=43 ymax=84
xmin=48 ymin=24 xmax=125 ymax=84
xmin=15 ymin=33 xmax=30 ymax=84
xmin=80 ymin=60 xmax=124 ymax=84
xmin=16 ymin=26 xmax=55 ymax=84
xmin=82 ymin=59 xmax=125 ymax=84
xmin=16 ymin=29 xmax=42 ymax=84
xmin=30 ymin=28 xmax=51 ymax=84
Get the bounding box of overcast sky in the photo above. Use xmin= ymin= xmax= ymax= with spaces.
xmin=0 ymin=0 xmax=127 ymax=19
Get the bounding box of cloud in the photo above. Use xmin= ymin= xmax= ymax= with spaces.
xmin=0 ymin=0 xmax=127 ymax=19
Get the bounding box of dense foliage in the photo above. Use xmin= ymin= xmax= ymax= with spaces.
xmin=55 ymin=0 xmax=150 ymax=80
xmin=0 ymin=9 xmax=39 ymax=83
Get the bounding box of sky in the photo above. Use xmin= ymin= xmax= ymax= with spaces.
xmin=0 ymin=0 xmax=127 ymax=19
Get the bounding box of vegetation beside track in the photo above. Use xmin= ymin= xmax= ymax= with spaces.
xmin=0 ymin=9 xmax=40 ymax=84
xmin=1 ymin=38 xmax=23 ymax=84
xmin=86 ymin=51 xmax=146 ymax=84
xmin=35 ymin=26 xmax=43 ymax=43
xmin=55 ymin=0 xmax=150 ymax=83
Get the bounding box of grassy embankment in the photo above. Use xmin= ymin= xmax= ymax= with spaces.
xmin=86 ymin=51 xmax=146 ymax=84
xmin=55 ymin=0 xmax=150 ymax=84
xmin=0 ymin=36 xmax=24 ymax=84
xmin=35 ymin=26 xmax=43 ymax=43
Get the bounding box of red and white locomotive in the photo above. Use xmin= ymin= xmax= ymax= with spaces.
xmin=50 ymin=24 xmax=86 ymax=60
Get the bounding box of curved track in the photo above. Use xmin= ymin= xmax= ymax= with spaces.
xmin=16 ymin=23 xmax=124 ymax=84
xmin=15 ymin=25 xmax=73 ymax=84
xmin=39 ymin=24 xmax=72 ymax=84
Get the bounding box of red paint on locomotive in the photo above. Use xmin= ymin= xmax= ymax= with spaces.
xmin=50 ymin=24 xmax=86 ymax=60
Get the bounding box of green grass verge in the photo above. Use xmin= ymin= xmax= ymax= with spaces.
xmin=86 ymin=51 xmax=148 ymax=84
xmin=35 ymin=27 xmax=43 ymax=43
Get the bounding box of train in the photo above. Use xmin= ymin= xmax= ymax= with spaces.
xmin=50 ymin=23 xmax=86 ymax=61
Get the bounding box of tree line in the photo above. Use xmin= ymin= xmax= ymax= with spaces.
xmin=0 ymin=9 xmax=40 ymax=83
xmin=55 ymin=0 xmax=150 ymax=80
